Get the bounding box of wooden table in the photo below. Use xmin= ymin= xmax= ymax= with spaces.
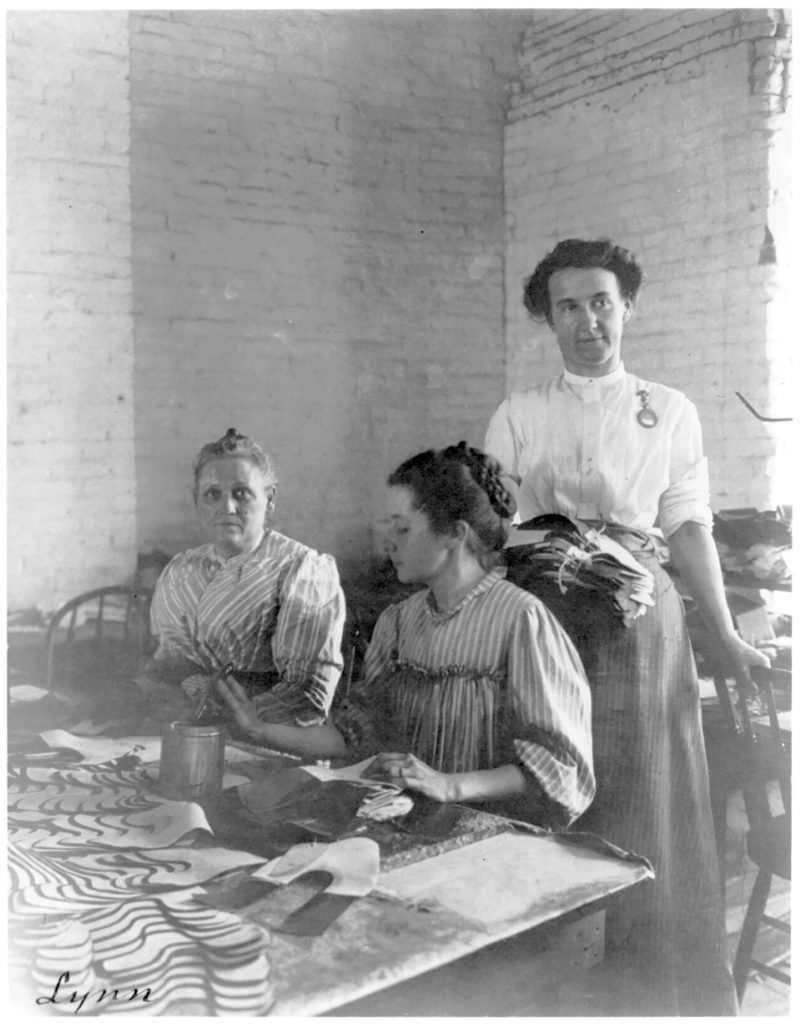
xmin=256 ymin=823 xmax=651 ymax=1016
xmin=7 ymin=723 xmax=651 ymax=1017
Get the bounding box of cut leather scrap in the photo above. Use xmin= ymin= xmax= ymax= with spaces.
xmin=254 ymin=837 xmax=380 ymax=897
xmin=254 ymin=838 xmax=381 ymax=937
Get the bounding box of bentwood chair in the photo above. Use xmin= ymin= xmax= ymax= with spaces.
xmin=44 ymin=585 xmax=155 ymax=693
xmin=712 ymin=663 xmax=791 ymax=1002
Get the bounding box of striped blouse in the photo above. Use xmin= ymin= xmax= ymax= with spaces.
xmin=150 ymin=530 xmax=345 ymax=725
xmin=363 ymin=568 xmax=595 ymax=825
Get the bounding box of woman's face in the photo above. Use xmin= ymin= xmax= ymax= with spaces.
xmin=195 ymin=457 xmax=274 ymax=558
xmin=385 ymin=486 xmax=453 ymax=586
xmin=548 ymin=266 xmax=631 ymax=377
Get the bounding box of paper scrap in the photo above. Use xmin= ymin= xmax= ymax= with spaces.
xmin=10 ymin=684 xmax=51 ymax=702
xmin=40 ymin=730 xmax=162 ymax=764
xmin=301 ymin=756 xmax=402 ymax=790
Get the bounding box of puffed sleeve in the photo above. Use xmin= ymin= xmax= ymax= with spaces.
xmin=506 ymin=597 xmax=595 ymax=825
xmin=150 ymin=554 xmax=201 ymax=667
xmin=485 ymin=397 xmax=521 ymax=479
xmin=658 ymin=397 xmax=713 ymax=539
xmin=268 ymin=551 xmax=346 ymax=726
xmin=332 ymin=604 xmax=399 ymax=759
xmin=363 ymin=604 xmax=398 ymax=687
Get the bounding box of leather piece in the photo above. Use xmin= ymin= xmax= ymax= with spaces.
xmin=277 ymin=892 xmax=355 ymax=936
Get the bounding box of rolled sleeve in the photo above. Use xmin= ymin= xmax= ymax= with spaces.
xmin=506 ymin=600 xmax=595 ymax=825
xmin=658 ymin=400 xmax=713 ymax=539
xmin=271 ymin=552 xmax=346 ymax=725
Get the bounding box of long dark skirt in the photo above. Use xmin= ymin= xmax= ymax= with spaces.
xmin=506 ymin=544 xmax=736 ymax=1016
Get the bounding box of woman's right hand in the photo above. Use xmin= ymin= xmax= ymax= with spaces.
xmin=215 ymin=676 xmax=263 ymax=739
xmin=363 ymin=752 xmax=456 ymax=802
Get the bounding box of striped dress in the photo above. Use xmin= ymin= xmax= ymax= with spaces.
xmin=359 ymin=568 xmax=595 ymax=827
xmin=150 ymin=530 xmax=345 ymax=725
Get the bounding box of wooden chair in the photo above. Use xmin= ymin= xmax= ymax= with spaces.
xmin=712 ymin=663 xmax=791 ymax=1002
xmin=44 ymin=585 xmax=155 ymax=693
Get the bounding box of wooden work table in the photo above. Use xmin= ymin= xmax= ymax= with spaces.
xmin=254 ymin=825 xmax=651 ymax=1016
xmin=7 ymin=699 xmax=651 ymax=1017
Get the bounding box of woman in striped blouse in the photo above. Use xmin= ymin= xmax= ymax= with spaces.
xmin=354 ymin=442 xmax=595 ymax=828
xmin=147 ymin=428 xmax=347 ymax=760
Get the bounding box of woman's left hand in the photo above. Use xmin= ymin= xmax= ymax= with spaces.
xmin=364 ymin=752 xmax=454 ymax=803
xmin=720 ymin=634 xmax=772 ymax=693
xmin=215 ymin=676 xmax=263 ymax=738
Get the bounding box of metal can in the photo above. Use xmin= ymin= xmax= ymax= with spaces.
xmin=158 ymin=721 xmax=224 ymax=801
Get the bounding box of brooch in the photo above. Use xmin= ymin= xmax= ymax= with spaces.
xmin=636 ymin=389 xmax=658 ymax=428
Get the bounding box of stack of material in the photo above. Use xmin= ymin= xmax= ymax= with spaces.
xmin=713 ymin=507 xmax=792 ymax=586
xmin=505 ymin=516 xmax=655 ymax=628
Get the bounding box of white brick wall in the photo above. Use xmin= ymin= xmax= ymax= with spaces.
xmin=7 ymin=12 xmax=137 ymax=612
xmin=8 ymin=10 xmax=790 ymax=613
xmin=128 ymin=10 xmax=527 ymax=568
xmin=504 ymin=9 xmax=792 ymax=509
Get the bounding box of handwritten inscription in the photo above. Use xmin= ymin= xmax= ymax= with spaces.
xmin=36 ymin=971 xmax=154 ymax=1014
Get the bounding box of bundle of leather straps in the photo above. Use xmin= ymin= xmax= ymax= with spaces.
xmin=504 ymin=514 xmax=656 ymax=628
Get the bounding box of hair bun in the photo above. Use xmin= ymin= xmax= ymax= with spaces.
xmin=448 ymin=441 xmax=515 ymax=520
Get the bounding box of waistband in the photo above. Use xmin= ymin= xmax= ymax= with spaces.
xmin=577 ymin=520 xmax=657 ymax=553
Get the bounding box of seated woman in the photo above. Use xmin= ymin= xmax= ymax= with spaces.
xmin=349 ymin=442 xmax=595 ymax=826
xmin=217 ymin=442 xmax=594 ymax=825
xmin=145 ymin=427 xmax=347 ymax=760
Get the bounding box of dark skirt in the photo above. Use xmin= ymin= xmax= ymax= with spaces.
xmin=506 ymin=542 xmax=736 ymax=1016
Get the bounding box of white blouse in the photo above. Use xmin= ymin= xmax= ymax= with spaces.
xmin=484 ymin=364 xmax=712 ymax=539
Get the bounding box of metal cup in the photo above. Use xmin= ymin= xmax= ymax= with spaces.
xmin=158 ymin=721 xmax=224 ymax=802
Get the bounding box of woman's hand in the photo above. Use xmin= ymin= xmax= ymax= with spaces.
xmin=215 ymin=676 xmax=263 ymax=739
xmin=364 ymin=752 xmax=455 ymax=803
xmin=719 ymin=633 xmax=772 ymax=694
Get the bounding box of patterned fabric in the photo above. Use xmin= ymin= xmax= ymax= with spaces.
xmin=150 ymin=529 xmax=345 ymax=725
xmin=484 ymin=363 xmax=712 ymax=539
xmin=7 ymin=760 xmax=211 ymax=853
xmin=357 ymin=568 xmax=595 ymax=826
xmin=8 ymin=758 xmax=274 ymax=1016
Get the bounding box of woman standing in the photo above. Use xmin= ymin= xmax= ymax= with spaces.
xmin=485 ymin=238 xmax=769 ymax=1013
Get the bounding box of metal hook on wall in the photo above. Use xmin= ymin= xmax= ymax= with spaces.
xmin=734 ymin=391 xmax=792 ymax=423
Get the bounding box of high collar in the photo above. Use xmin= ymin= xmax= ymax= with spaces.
xmin=425 ymin=566 xmax=506 ymax=622
xmin=562 ymin=362 xmax=627 ymax=388
xmin=204 ymin=530 xmax=270 ymax=568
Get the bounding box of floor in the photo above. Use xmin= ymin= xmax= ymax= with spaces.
xmin=721 ymin=788 xmax=791 ymax=1018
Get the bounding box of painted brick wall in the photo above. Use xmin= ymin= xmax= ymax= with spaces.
xmin=504 ymin=8 xmax=792 ymax=509
xmin=9 ymin=10 xmax=789 ymax=614
xmin=129 ymin=10 xmax=526 ymax=568
xmin=6 ymin=12 xmax=137 ymax=612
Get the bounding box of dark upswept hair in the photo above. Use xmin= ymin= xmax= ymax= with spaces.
xmin=387 ymin=441 xmax=516 ymax=568
xmin=523 ymin=238 xmax=645 ymax=325
xmin=192 ymin=427 xmax=277 ymax=502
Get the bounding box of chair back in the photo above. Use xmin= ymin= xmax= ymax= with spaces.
xmin=711 ymin=664 xmax=791 ymax=834
xmin=44 ymin=586 xmax=155 ymax=693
